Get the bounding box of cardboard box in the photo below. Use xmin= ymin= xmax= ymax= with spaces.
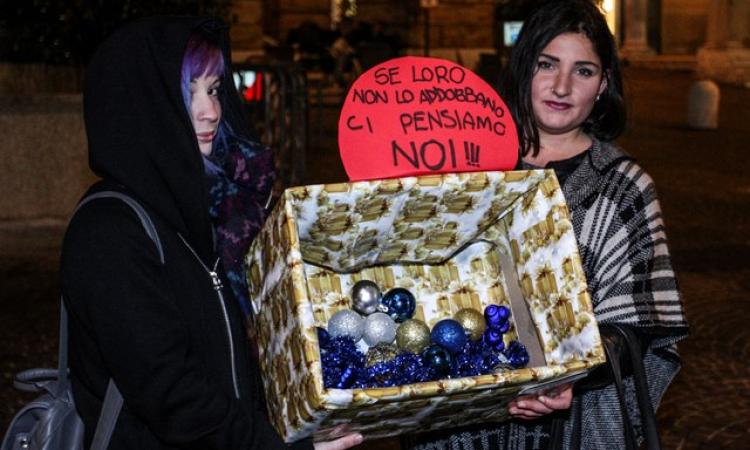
xmin=245 ymin=170 xmax=605 ymax=442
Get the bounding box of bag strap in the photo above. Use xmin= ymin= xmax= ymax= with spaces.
xmin=76 ymin=191 xmax=165 ymax=263
xmin=600 ymin=324 xmax=662 ymax=450
xmin=70 ymin=190 xmax=165 ymax=450
xmin=601 ymin=330 xmax=638 ymax=450
xmin=89 ymin=380 xmax=124 ymax=450
xmin=607 ymin=324 xmax=662 ymax=450
xmin=57 ymin=297 xmax=70 ymax=396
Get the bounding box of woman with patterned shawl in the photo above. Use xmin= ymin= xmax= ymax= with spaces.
xmin=404 ymin=1 xmax=689 ymax=449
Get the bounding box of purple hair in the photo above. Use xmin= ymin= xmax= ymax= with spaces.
xmin=180 ymin=31 xmax=225 ymax=112
xmin=181 ymin=31 xmax=227 ymax=164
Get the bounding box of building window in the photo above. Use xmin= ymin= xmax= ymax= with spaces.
xmin=332 ymin=0 xmax=357 ymax=25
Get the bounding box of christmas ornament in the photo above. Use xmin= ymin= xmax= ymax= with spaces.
xmin=392 ymin=353 xmax=431 ymax=384
xmin=381 ymin=288 xmax=416 ymax=323
xmin=364 ymin=361 xmax=396 ymax=387
xmin=430 ymin=319 xmax=468 ymax=354
xmin=451 ymin=351 xmax=482 ymax=377
xmin=363 ymin=312 xmax=397 ymax=346
xmin=482 ymin=327 xmax=505 ymax=352
xmin=320 ymin=337 xmax=365 ymax=388
xmin=454 ymin=308 xmax=486 ymax=341
xmin=496 ymin=320 xmax=511 ymax=333
xmin=334 ymin=366 xmax=359 ymax=388
xmin=328 ymin=309 xmax=364 ymax=341
xmin=422 ymin=345 xmax=452 ymax=377
xmin=491 ymin=352 xmax=514 ymax=372
xmin=317 ymin=327 xmax=331 ymax=349
xmin=484 ymin=305 xmax=510 ymax=328
xmin=366 ymin=343 xmax=399 ymax=367
xmin=396 ymin=319 xmax=431 ymax=354
xmin=351 ymin=279 xmax=382 ymax=315
xmin=505 ymin=341 xmax=530 ymax=368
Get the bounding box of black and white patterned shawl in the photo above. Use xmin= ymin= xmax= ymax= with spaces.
xmin=406 ymin=140 xmax=689 ymax=450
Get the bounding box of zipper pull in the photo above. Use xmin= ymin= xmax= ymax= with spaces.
xmin=208 ymin=271 xmax=223 ymax=290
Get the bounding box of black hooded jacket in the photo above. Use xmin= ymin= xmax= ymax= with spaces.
xmin=60 ymin=17 xmax=311 ymax=450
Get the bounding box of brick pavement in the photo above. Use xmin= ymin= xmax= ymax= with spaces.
xmin=617 ymin=69 xmax=750 ymax=450
xmin=1 ymin=67 xmax=749 ymax=449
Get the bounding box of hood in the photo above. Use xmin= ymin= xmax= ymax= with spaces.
xmin=84 ymin=16 xmax=243 ymax=262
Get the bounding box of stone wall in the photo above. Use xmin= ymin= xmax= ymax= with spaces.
xmin=355 ymin=0 xmax=414 ymax=46
xmin=0 ymin=63 xmax=82 ymax=94
xmin=408 ymin=1 xmax=496 ymax=49
xmin=235 ymin=0 xmax=497 ymax=51
xmin=0 ymin=95 xmax=94 ymax=221
xmin=228 ymin=1 xmax=721 ymax=57
xmin=230 ymin=0 xmax=265 ymax=50
xmin=273 ymin=0 xmax=331 ymax=40
xmin=661 ymin=0 xmax=709 ymax=54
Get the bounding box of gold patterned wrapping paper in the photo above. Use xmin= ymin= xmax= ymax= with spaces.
xmin=245 ymin=170 xmax=605 ymax=443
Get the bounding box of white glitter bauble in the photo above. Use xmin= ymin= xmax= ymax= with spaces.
xmin=363 ymin=312 xmax=397 ymax=346
xmin=328 ymin=309 xmax=364 ymax=341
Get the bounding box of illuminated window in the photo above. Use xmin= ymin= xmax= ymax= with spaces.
xmin=600 ymin=0 xmax=618 ymax=38
xmin=234 ymin=70 xmax=263 ymax=103
xmin=331 ymin=0 xmax=357 ymax=24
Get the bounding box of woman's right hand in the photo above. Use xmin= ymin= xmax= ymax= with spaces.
xmin=508 ymin=383 xmax=573 ymax=419
xmin=313 ymin=432 xmax=363 ymax=450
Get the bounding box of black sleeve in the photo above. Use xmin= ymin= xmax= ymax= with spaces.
xmin=62 ymin=199 xmax=313 ymax=450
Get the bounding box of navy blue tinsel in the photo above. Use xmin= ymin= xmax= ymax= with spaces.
xmin=319 ymin=328 xmax=529 ymax=389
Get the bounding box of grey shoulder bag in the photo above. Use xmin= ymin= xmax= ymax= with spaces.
xmin=1 ymin=191 xmax=164 ymax=450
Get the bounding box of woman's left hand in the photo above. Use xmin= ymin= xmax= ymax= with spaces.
xmin=313 ymin=433 xmax=363 ymax=450
xmin=313 ymin=425 xmax=363 ymax=450
xmin=508 ymin=383 xmax=573 ymax=420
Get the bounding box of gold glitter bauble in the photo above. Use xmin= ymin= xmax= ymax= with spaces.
xmin=396 ymin=319 xmax=431 ymax=354
xmin=454 ymin=308 xmax=486 ymax=341
xmin=366 ymin=343 xmax=399 ymax=367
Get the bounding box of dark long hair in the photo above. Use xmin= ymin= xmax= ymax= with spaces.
xmin=502 ymin=0 xmax=626 ymax=157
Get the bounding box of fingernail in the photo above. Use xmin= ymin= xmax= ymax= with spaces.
xmin=538 ymin=396 xmax=548 ymax=402
xmin=355 ymin=434 xmax=364 ymax=444
xmin=516 ymin=401 xmax=525 ymax=408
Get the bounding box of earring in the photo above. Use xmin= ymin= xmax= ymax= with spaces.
xmin=596 ymin=94 xmax=601 ymax=101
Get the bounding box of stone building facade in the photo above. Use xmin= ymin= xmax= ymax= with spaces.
xmin=230 ymin=1 xmax=724 ymax=54
xmin=229 ymin=0 xmax=749 ymax=83
xmin=2 ymin=0 xmax=747 ymax=224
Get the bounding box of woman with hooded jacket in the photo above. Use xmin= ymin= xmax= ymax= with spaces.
xmin=61 ymin=16 xmax=362 ymax=450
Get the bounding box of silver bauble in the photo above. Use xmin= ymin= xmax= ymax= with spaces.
xmin=351 ymin=280 xmax=382 ymax=315
xmin=363 ymin=312 xmax=397 ymax=346
xmin=327 ymin=309 xmax=364 ymax=341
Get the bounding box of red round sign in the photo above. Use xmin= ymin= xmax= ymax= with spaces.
xmin=338 ymin=56 xmax=518 ymax=181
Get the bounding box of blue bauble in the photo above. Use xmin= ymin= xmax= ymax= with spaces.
xmin=482 ymin=327 xmax=505 ymax=352
xmin=317 ymin=327 xmax=331 ymax=349
xmin=430 ymin=319 xmax=468 ymax=354
xmin=505 ymin=341 xmax=530 ymax=369
xmin=421 ymin=345 xmax=452 ymax=377
xmin=484 ymin=305 xmax=511 ymax=328
xmin=381 ymin=288 xmax=417 ymax=323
